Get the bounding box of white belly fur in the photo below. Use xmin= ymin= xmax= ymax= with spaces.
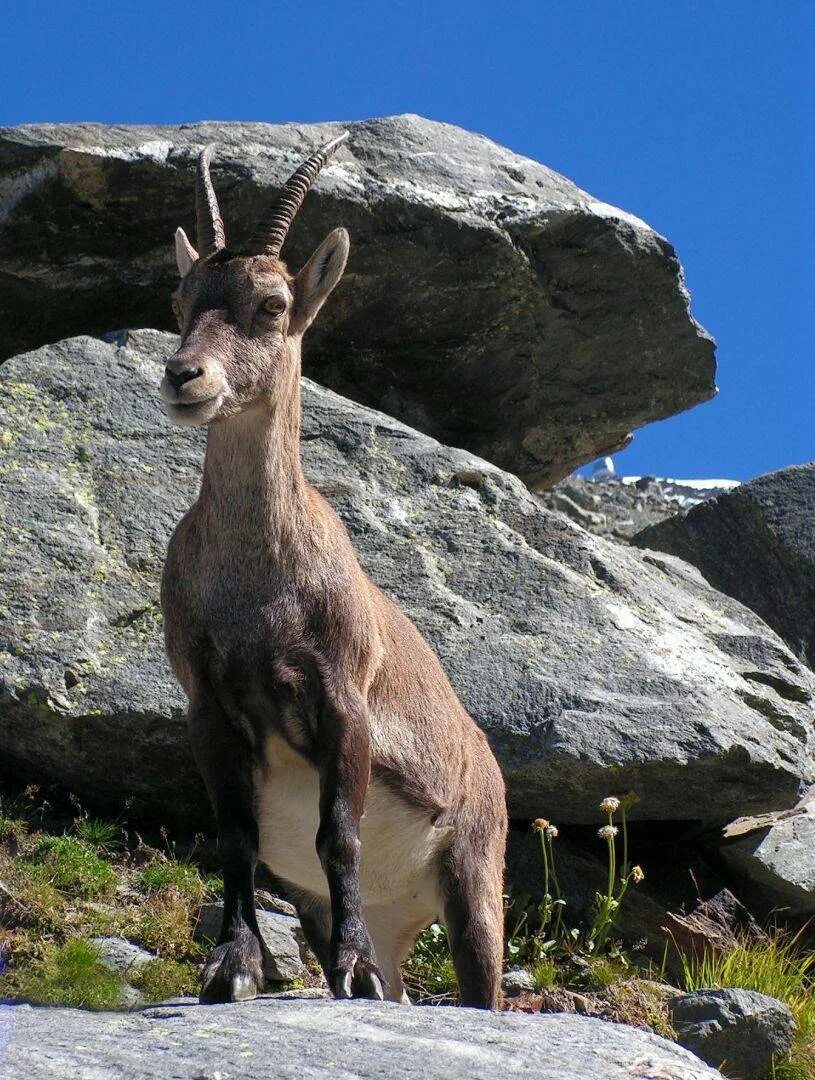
xmin=255 ymin=735 xmax=450 ymax=914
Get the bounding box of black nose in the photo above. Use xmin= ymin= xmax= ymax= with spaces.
xmin=165 ymin=364 xmax=203 ymax=391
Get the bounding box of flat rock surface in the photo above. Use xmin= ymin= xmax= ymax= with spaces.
xmin=0 ymin=115 xmax=715 ymax=486
xmin=0 ymin=330 xmax=812 ymax=825
xmin=634 ymin=463 xmax=815 ymax=668
xmin=0 ymin=998 xmax=724 ymax=1079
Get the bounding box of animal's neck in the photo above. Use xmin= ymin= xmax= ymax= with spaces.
xmin=199 ymin=355 xmax=309 ymax=551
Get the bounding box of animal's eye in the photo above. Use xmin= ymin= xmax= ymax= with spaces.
xmin=171 ymin=298 xmax=182 ymax=318
xmin=263 ymin=297 xmax=286 ymax=317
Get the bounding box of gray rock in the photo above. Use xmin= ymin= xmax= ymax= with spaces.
xmin=0 ymin=997 xmax=725 ymax=1079
xmin=670 ymin=988 xmax=795 ymax=1079
xmin=634 ymin=464 xmax=815 ymax=667
xmin=0 ymin=116 xmax=715 ymax=487
xmin=0 ymin=331 xmax=812 ymax=825
xmin=196 ymin=903 xmax=304 ymax=983
xmin=719 ymin=791 xmax=815 ymax=914
xmin=117 ymin=985 xmax=146 ymax=1011
xmin=90 ymin=936 xmax=155 ymax=976
xmin=501 ymin=967 xmax=536 ymax=996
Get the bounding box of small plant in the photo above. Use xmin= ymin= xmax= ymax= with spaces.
xmin=531 ymin=957 xmax=558 ymax=990
xmin=588 ymin=794 xmax=643 ymax=952
xmin=0 ymin=808 xmax=28 ymax=846
xmin=27 ymin=835 xmax=116 ymax=898
xmin=506 ymin=794 xmax=645 ymax=972
xmin=74 ymin=816 xmax=122 ymax=854
xmin=0 ymin=938 xmax=122 ymax=1010
xmin=680 ymin=927 xmax=815 ymax=1080
xmin=535 ymin=818 xmax=565 ymax=940
xmin=403 ymin=923 xmax=459 ymax=1003
xmin=586 ymin=956 xmax=629 ymax=990
xmin=130 ymin=889 xmax=204 ymax=961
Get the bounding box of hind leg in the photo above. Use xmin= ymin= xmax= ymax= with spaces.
xmin=441 ymin=787 xmax=506 ymax=1010
xmin=442 ymin=858 xmax=504 ymax=1008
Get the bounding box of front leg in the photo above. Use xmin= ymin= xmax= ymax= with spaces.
xmin=315 ymin=688 xmax=383 ymax=1001
xmin=188 ymin=696 xmax=272 ymax=1003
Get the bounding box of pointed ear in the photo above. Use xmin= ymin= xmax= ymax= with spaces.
xmin=175 ymin=227 xmax=198 ymax=278
xmin=291 ymin=228 xmax=350 ymax=335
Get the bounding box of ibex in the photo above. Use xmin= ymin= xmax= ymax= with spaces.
xmin=160 ymin=133 xmax=507 ymax=1008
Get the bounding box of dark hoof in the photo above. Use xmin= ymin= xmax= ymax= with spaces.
xmin=331 ymin=948 xmax=385 ymax=1001
xmin=200 ymin=933 xmax=265 ymax=1004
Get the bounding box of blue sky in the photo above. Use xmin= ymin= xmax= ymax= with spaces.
xmin=2 ymin=2 xmax=810 ymax=480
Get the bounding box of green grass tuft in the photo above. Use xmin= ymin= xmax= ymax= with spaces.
xmin=531 ymin=957 xmax=558 ymax=990
xmin=137 ymin=860 xmax=207 ymax=902
xmin=131 ymin=957 xmax=198 ymax=1003
xmin=74 ymin=817 xmax=122 ymax=853
xmin=128 ymin=890 xmax=204 ymax=961
xmin=586 ymin=956 xmax=628 ymax=990
xmin=28 ymin=836 xmax=116 ymax=898
xmin=0 ymin=938 xmax=122 ymax=1010
xmin=0 ymin=813 xmax=28 ymax=845
xmin=680 ymin=928 xmax=815 ymax=1080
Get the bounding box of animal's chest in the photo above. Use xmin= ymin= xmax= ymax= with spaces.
xmin=255 ymin=736 xmax=450 ymax=911
xmin=175 ymin=567 xmax=321 ymax=745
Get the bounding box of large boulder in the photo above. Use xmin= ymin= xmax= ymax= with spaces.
xmin=0 ymin=997 xmax=725 ymax=1079
xmin=0 ymin=331 xmax=812 ymax=826
xmin=634 ymin=464 xmax=815 ymax=668
xmin=0 ymin=116 xmax=715 ymax=487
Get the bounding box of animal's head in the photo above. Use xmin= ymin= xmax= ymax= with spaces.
xmin=161 ymin=134 xmax=350 ymax=427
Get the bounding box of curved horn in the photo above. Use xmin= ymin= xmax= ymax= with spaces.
xmin=250 ymin=131 xmax=349 ymax=257
xmin=195 ymin=145 xmax=226 ymax=256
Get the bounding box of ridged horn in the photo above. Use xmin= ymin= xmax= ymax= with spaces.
xmin=195 ymin=145 xmax=226 ymax=256
xmin=249 ymin=131 xmax=349 ymax=257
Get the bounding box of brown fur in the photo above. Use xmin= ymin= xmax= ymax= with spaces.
xmin=160 ymin=149 xmax=507 ymax=1008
